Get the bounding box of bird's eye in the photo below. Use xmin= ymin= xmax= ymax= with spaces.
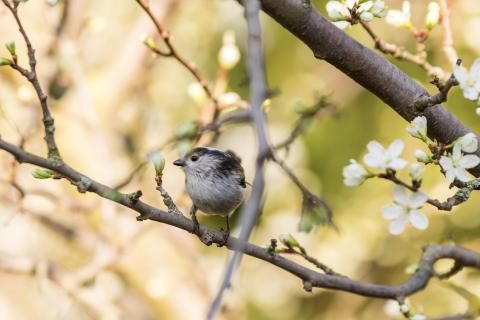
xmin=190 ymin=155 xmax=198 ymax=162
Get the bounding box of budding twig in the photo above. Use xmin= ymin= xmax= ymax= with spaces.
xmin=359 ymin=20 xmax=445 ymax=80
xmin=2 ymin=0 xmax=62 ymax=161
xmin=134 ymin=0 xmax=220 ymax=114
xmin=414 ymin=60 xmax=460 ymax=112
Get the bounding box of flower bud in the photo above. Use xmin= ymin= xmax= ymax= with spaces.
xmin=425 ymin=2 xmax=440 ymax=30
xmin=279 ymin=234 xmax=300 ymax=248
xmin=148 ymin=149 xmax=165 ymax=176
xmin=187 ymin=82 xmax=208 ymax=106
xmin=399 ymin=303 xmax=410 ymax=314
xmin=175 ymin=121 xmax=198 ymax=140
xmin=0 ymin=57 xmax=11 ymax=66
xmin=218 ymin=92 xmax=240 ymax=107
xmin=142 ymin=34 xmax=156 ymax=50
xmin=406 ymin=116 xmax=427 ymax=141
xmin=409 ymin=163 xmax=424 ymax=181
xmin=5 ymin=41 xmax=15 ymax=56
xmin=32 ymin=168 xmax=54 ymax=179
xmin=414 ymin=149 xmax=430 ymax=163
xmin=218 ymin=30 xmax=240 ymax=70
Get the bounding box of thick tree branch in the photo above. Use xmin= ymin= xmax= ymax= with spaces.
xmin=256 ymin=0 xmax=480 ymax=176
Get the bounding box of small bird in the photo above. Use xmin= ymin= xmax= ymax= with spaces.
xmin=173 ymin=147 xmax=246 ymax=245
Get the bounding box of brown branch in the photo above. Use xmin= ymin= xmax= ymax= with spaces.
xmin=2 ymin=138 xmax=480 ymax=309
xmin=414 ymin=65 xmax=460 ymax=112
xmin=256 ymin=0 xmax=480 ymax=179
xmin=377 ymin=171 xmax=476 ymax=212
xmin=359 ymin=20 xmax=445 ymax=80
xmin=1 ymin=0 xmax=62 ymax=161
xmin=274 ymin=96 xmax=333 ymax=152
xmin=134 ymin=0 xmax=220 ymax=114
xmin=439 ymin=0 xmax=458 ymax=67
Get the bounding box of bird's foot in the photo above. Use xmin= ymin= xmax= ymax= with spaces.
xmin=191 ymin=215 xmax=201 ymax=236
xmin=217 ymin=228 xmax=230 ymax=247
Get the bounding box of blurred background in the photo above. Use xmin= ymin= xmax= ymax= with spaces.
xmin=0 ymin=0 xmax=479 ymax=319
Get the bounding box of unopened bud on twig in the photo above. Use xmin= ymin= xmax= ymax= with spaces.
xmin=32 ymin=168 xmax=54 ymax=179
xmin=148 ymin=149 xmax=166 ymax=176
xmin=279 ymin=234 xmax=300 ymax=248
xmin=5 ymin=41 xmax=16 ymax=56
xmin=0 ymin=58 xmax=11 ymax=66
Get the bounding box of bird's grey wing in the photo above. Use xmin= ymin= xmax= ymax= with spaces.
xmin=223 ymin=150 xmax=246 ymax=188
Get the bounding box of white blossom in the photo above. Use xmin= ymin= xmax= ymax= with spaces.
xmin=326 ymin=1 xmax=350 ymax=21
xmin=410 ymin=315 xmax=427 ymax=320
xmin=371 ymin=0 xmax=386 ymax=17
xmin=425 ymin=2 xmax=440 ymax=30
xmin=414 ymin=149 xmax=430 ymax=163
xmin=406 ymin=116 xmax=427 ymax=141
xmin=409 ymin=163 xmax=424 ymax=181
xmin=439 ymin=143 xmax=480 ymax=183
xmin=326 ymin=0 xmax=385 ymax=28
xmin=453 ymin=59 xmax=480 ymax=101
xmin=382 ymin=185 xmax=429 ymax=235
xmin=364 ymin=139 xmax=408 ymax=170
xmin=333 ymin=21 xmax=352 ymax=29
xmin=455 ymin=132 xmax=478 ymax=153
xmin=343 ymin=159 xmax=370 ymax=186
xmin=218 ymin=30 xmax=240 ymax=70
xmin=476 ymin=108 xmax=480 ymax=116
xmin=386 ymin=1 xmax=411 ymax=27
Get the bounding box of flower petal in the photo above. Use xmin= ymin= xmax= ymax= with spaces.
xmin=388 ymin=139 xmax=405 ymax=157
xmin=453 ymin=66 xmax=469 ymax=85
xmin=445 ymin=169 xmax=456 ymax=184
xmin=366 ymin=140 xmax=384 ymax=154
xmin=382 ymin=204 xmax=404 ymax=220
xmin=409 ymin=210 xmax=429 ymax=230
xmin=333 ymin=21 xmax=351 ymax=29
xmin=393 ymin=185 xmax=409 ymax=205
xmin=452 ymin=143 xmax=462 ymax=161
xmin=470 ymin=58 xmax=480 ymax=76
xmin=454 ymin=167 xmax=471 ymax=182
xmin=462 ymin=86 xmax=479 ymax=101
xmin=389 ymin=158 xmax=408 ymax=170
xmin=364 ymin=154 xmax=385 ymax=169
xmin=408 ymin=191 xmax=428 ymax=209
xmin=389 ymin=216 xmax=407 ymax=235
xmin=458 ymin=155 xmax=480 ymax=169
xmin=439 ymin=156 xmax=453 ymax=171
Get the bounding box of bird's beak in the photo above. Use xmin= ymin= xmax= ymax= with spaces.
xmin=173 ymin=158 xmax=185 ymax=167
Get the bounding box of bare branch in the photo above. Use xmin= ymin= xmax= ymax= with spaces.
xmin=134 ymin=0 xmax=220 ymax=114
xmin=2 ymin=0 xmax=62 ymax=160
xmin=207 ymin=0 xmax=270 ymax=317
xmin=440 ymin=0 xmax=458 ymax=66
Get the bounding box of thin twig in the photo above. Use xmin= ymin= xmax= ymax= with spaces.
xmin=414 ymin=62 xmax=460 ymax=111
xmin=134 ymin=0 xmax=220 ymax=113
xmin=2 ymin=0 xmax=62 ymax=160
xmin=359 ymin=20 xmax=445 ymax=80
xmin=274 ymin=96 xmax=333 ymax=152
xmin=440 ymin=0 xmax=458 ymax=67
xmin=377 ymin=171 xmax=478 ymax=211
